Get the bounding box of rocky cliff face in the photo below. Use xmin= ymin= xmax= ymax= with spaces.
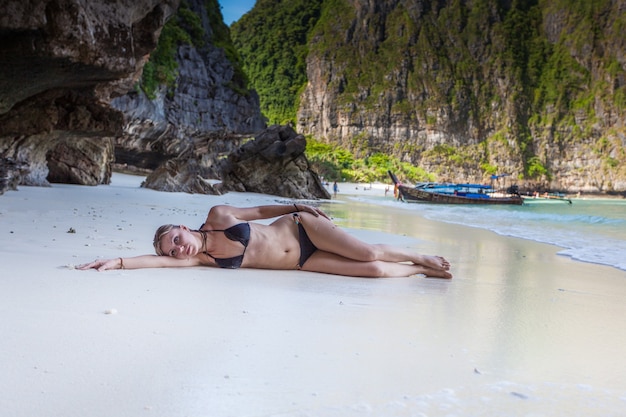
xmin=0 ymin=0 xmax=270 ymax=194
xmin=0 ymin=0 xmax=181 ymax=187
xmin=111 ymin=0 xmax=266 ymax=174
xmin=106 ymin=0 xmax=334 ymax=198
xmin=296 ymin=0 xmax=626 ymax=192
xmin=0 ymin=0 xmax=340 ymax=199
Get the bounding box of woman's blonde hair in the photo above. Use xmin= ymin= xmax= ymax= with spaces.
xmin=153 ymin=224 xmax=178 ymax=256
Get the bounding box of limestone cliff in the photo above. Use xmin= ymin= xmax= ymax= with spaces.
xmin=111 ymin=0 xmax=266 ymax=174
xmin=240 ymin=0 xmax=625 ymax=193
xmin=0 ymin=0 xmax=181 ymax=186
xmin=0 ymin=0 xmax=267 ymax=192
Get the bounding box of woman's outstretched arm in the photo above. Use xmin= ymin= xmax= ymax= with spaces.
xmin=78 ymin=254 xmax=201 ymax=271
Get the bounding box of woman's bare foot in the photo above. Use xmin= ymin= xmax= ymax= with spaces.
xmin=413 ymin=255 xmax=450 ymax=271
xmin=415 ymin=266 xmax=453 ymax=279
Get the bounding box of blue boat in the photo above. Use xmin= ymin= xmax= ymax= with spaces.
xmin=389 ymin=171 xmax=524 ymax=205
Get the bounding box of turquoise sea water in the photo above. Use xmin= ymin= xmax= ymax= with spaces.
xmin=338 ymin=194 xmax=626 ymax=272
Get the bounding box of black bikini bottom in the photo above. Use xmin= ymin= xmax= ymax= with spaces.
xmin=293 ymin=214 xmax=318 ymax=268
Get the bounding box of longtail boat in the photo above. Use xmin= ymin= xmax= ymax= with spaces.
xmin=388 ymin=171 xmax=524 ymax=205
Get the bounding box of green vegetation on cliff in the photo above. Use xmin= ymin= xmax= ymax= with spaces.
xmin=205 ymin=0 xmax=250 ymax=94
xmin=141 ymin=0 xmax=250 ymax=99
xmin=141 ymin=1 xmax=201 ymax=98
xmin=306 ymin=138 xmax=433 ymax=183
xmin=230 ymin=0 xmax=323 ymax=124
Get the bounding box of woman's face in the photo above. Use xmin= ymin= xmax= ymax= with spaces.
xmin=159 ymin=226 xmax=199 ymax=259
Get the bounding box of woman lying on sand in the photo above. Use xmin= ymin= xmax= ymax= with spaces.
xmin=79 ymin=204 xmax=452 ymax=278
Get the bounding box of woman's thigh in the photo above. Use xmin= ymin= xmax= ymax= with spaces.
xmin=296 ymin=212 xmax=375 ymax=261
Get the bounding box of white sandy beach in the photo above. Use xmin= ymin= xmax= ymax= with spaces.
xmin=1 ymin=173 xmax=626 ymax=417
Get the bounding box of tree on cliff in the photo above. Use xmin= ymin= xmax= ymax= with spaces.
xmin=230 ymin=0 xmax=323 ymax=125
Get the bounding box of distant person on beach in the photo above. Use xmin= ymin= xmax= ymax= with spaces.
xmin=78 ymin=204 xmax=452 ymax=278
xmin=393 ymin=183 xmax=403 ymax=201
xmin=332 ymin=181 xmax=339 ymax=197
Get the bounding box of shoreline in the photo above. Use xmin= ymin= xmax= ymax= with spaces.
xmin=332 ymin=181 xmax=626 ymax=273
xmin=1 ymin=173 xmax=625 ymax=417
xmin=329 ymin=179 xmax=626 ymax=200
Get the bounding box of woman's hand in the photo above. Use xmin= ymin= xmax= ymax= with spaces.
xmin=294 ymin=204 xmax=330 ymax=220
xmin=77 ymin=258 xmax=123 ymax=271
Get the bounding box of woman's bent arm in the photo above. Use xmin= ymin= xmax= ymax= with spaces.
xmin=78 ymin=255 xmax=202 ymax=271
xmin=208 ymin=204 xmax=329 ymax=223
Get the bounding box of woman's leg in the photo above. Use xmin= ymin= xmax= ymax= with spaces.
xmin=301 ymin=251 xmax=452 ymax=278
xmin=294 ymin=212 xmax=450 ymax=271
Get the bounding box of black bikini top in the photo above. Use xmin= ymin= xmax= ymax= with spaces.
xmin=199 ymin=223 xmax=251 ymax=269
